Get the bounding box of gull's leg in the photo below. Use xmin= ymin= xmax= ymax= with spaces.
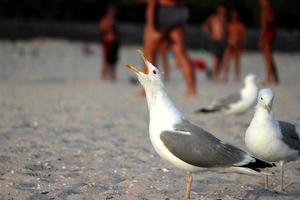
xmin=280 ymin=161 xmax=285 ymax=191
xmin=184 ymin=172 xmax=193 ymax=200
xmin=275 ymin=160 xmax=295 ymax=191
xmin=264 ymin=175 xmax=269 ymax=189
xmin=275 ymin=161 xmax=299 ymax=191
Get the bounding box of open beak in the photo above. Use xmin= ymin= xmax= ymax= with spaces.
xmin=125 ymin=50 xmax=148 ymax=75
xmin=138 ymin=50 xmax=148 ymax=67
xmin=125 ymin=64 xmax=142 ymax=74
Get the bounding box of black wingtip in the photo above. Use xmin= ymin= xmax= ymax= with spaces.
xmin=195 ymin=108 xmax=218 ymax=113
xmin=241 ymin=158 xmax=276 ymax=172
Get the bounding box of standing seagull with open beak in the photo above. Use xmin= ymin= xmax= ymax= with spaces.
xmin=245 ymin=88 xmax=300 ymax=191
xmin=125 ymin=51 xmax=275 ymax=199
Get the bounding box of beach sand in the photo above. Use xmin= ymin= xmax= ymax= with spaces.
xmin=0 ymin=39 xmax=299 ymax=200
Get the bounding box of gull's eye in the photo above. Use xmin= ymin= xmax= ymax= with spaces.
xmin=153 ymin=70 xmax=157 ymax=74
xmin=260 ymin=97 xmax=263 ymax=100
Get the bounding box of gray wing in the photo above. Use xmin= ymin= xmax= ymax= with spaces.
xmin=279 ymin=121 xmax=300 ymax=152
xmin=220 ymin=92 xmax=242 ymax=106
xmin=160 ymin=120 xmax=251 ymax=168
xmin=213 ymin=92 xmax=242 ymax=109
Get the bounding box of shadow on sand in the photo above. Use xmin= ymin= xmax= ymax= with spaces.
xmin=244 ymin=185 xmax=300 ymax=200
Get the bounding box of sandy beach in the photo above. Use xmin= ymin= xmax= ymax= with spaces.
xmin=0 ymin=39 xmax=299 ymax=200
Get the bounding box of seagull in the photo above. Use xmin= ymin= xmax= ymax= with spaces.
xmin=196 ymin=74 xmax=258 ymax=114
xmin=125 ymin=51 xmax=275 ymax=199
xmin=245 ymin=88 xmax=300 ymax=191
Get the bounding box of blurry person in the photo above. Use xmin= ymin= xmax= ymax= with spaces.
xmin=142 ymin=0 xmax=196 ymax=97
xmin=222 ymin=10 xmax=246 ymax=82
xmin=259 ymin=0 xmax=279 ymax=85
xmin=160 ymin=39 xmax=171 ymax=82
xmin=99 ymin=6 xmax=119 ymax=81
xmin=202 ymin=4 xmax=227 ymax=83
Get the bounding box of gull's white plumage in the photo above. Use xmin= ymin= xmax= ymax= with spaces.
xmin=197 ymin=74 xmax=259 ymax=114
xmin=138 ymin=61 xmax=198 ymax=171
xmin=246 ymin=107 xmax=298 ymax=161
xmin=245 ymin=88 xmax=300 ymax=190
xmin=126 ymin=51 xmax=275 ymax=199
xmin=245 ymin=88 xmax=299 ymax=162
xmin=143 ymin=61 xmax=257 ymax=173
xmin=227 ymin=78 xmax=258 ymax=114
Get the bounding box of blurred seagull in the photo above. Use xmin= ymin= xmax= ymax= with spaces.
xmin=196 ymin=74 xmax=258 ymax=114
xmin=125 ymin=51 xmax=275 ymax=199
xmin=245 ymin=88 xmax=300 ymax=191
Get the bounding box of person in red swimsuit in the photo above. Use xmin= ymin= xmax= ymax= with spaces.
xmin=259 ymin=0 xmax=279 ymax=85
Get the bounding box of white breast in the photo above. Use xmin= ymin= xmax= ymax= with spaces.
xmin=245 ymin=113 xmax=298 ymax=162
xmin=147 ymin=92 xmax=201 ymax=172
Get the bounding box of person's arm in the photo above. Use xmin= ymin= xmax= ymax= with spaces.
xmin=146 ymin=0 xmax=157 ymax=30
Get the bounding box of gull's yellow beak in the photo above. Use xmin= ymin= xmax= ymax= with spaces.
xmin=125 ymin=64 xmax=142 ymax=74
xmin=263 ymin=104 xmax=271 ymax=113
xmin=137 ymin=49 xmax=148 ymax=67
xmin=125 ymin=50 xmax=148 ymax=74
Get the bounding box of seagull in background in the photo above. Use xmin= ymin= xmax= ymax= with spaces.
xmin=125 ymin=51 xmax=274 ymax=199
xmin=245 ymin=88 xmax=300 ymax=191
xmin=196 ymin=74 xmax=258 ymax=114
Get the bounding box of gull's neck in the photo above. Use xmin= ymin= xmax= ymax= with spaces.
xmin=245 ymin=82 xmax=257 ymax=90
xmin=241 ymin=82 xmax=257 ymax=97
xmin=254 ymin=105 xmax=275 ymax=122
xmin=145 ymin=85 xmax=183 ymax=129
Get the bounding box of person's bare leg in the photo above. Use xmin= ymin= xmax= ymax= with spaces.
xmin=234 ymin=49 xmax=241 ymax=82
xmin=101 ymin=61 xmax=109 ymax=80
xmin=144 ymin=28 xmax=162 ymax=71
xmin=101 ymin=45 xmax=109 ymax=80
xmin=137 ymin=28 xmax=162 ymax=96
xmin=271 ymin=61 xmax=279 ymax=84
xmin=212 ymin=57 xmax=222 ymax=83
xmin=184 ymin=172 xmax=193 ymax=200
xmin=170 ymin=27 xmax=196 ymax=97
xmin=161 ymin=42 xmax=170 ymax=82
xmin=110 ymin=64 xmax=116 ymax=81
xmin=222 ymin=48 xmax=232 ymax=82
xmin=262 ymin=43 xmax=279 ymax=85
xmin=269 ymin=49 xmax=280 ymax=84
xmin=261 ymin=45 xmax=273 ymax=85
xmin=212 ymin=58 xmax=218 ymax=82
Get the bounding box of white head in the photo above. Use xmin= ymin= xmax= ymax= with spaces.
xmin=244 ymin=74 xmax=257 ymax=86
xmin=257 ymin=88 xmax=274 ymax=113
xmin=125 ymin=50 xmax=164 ymax=92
